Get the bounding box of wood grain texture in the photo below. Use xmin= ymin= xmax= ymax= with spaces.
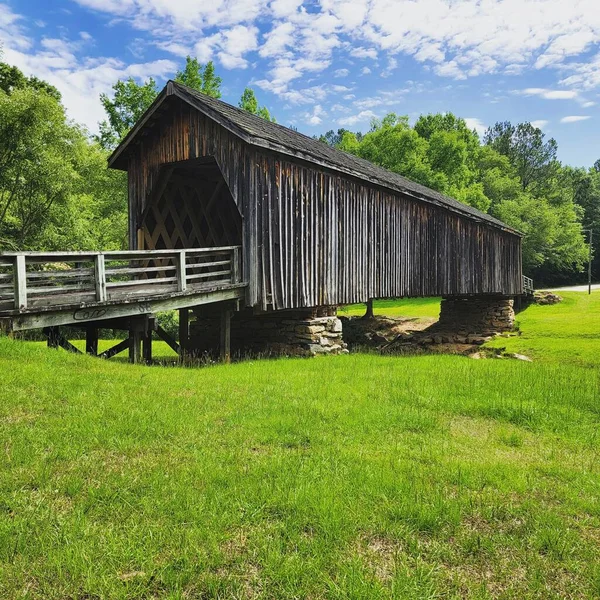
xmin=123 ymin=98 xmax=522 ymax=311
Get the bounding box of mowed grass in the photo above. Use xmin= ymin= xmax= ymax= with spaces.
xmin=1 ymin=293 xmax=600 ymax=598
xmin=485 ymin=291 xmax=600 ymax=368
xmin=338 ymin=297 xmax=441 ymax=318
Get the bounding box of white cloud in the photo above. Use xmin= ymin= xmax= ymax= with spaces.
xmin=334 ymin=68 xmax=349 ymax=78
xmin=361 ymin=66 xmax=371 ymax=75
xmin=560 ymin=115 xmax=591 ymax=123
xmin=464 ymin=117 xmax=487 ymax=136
xmin=350 ymin=46 xmax=377 ymax=59
xmin=518 ymin=88 xmax=578 ymax=100
xmin=531 ymin=120 xmax=549 ymax=129
xmin=305 ymin=103 xmax=325 ymax=125
xmin=338 ymin=109 xmax=377 ymax=127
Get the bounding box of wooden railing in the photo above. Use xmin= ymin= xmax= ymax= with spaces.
xmin=0 ymin=246 xmax=242 ymax=312
xmin=523 ymin=275 xmax=534 ymax=295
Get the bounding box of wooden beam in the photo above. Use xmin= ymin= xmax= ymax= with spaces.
xmin=143 ymin=331 xmax=153 ymax=364
xmin=86 ymin=326 xmax=99 ymax=356
xmin=43 ymin=326 xmax=59 ymax=349
xmin=129 ymin=326 xmax=142 ymax=364
xmin=220 ymin=308 xmax=231 ymax=364
xmin=155 ymin=325 xmax=180 ymax=355
xmin=179 ymin=308 xmax=189 ymax=362
xmin=98 ymin=338 xmax=129 ymax=359
xmin=8 ymin=285 xmax=246 ymax=331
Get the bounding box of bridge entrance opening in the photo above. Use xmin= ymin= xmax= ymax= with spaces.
xmin=138 ymin=158 xmax=242 ymax=253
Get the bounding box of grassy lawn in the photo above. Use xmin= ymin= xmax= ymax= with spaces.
xmin=485 ymin=291 xmax=600 ymax=368
xmin=338 ymin=297 xmax=441 ymax=318
xmin=1 ymin=293 xmax=599 ymax=598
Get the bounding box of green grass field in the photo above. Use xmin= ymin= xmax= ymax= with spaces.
xmin=1 ymin=292 xmax=599 ymax=599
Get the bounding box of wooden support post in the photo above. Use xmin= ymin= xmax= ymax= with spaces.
xmin=176 ymin=250 xmax=187 ymax=293
xmin=13 ymin=255 xmax=27 ymax=310
xmin=179 ymin=308 xmax=189 ymax=362
xmin=85 ymin=326 xmax=99 ymax=356
xmin=143 ymin=330 xmax=152 ymax=364
xmin=44 ymin=326 xmax=60 ymax=349
xmin=94 ymin=254 xmax=107 ymax=302
xmin=129 ymin=319 xmax=143 ymax=364
xmin=232 ymin=247 xmax=240 ymax=283
xmin=364 ymin=298 xmax=374 ymax=319
xmin=220 ymin=307 xmax=231 ymax=364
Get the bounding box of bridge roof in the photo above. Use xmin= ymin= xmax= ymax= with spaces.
xmin=109 ymin=80 xmax=520 ymax=235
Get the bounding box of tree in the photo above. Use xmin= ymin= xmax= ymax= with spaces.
xmin=238 ymin=87 xmax=276 ymax=122
xmin=0 ymin=62 xmax=61 ymax=101
xmin=0 ymin=87 xmax=78 ymax=248
xmin=175 ymin=57 xmax=222 ymax=98
xmin=483 ymin=122 xmax=559 ymax=194
xmin=97 ymin=77 xmax=158 ymax=150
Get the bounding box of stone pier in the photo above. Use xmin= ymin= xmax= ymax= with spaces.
xmin=437 ymin=296 xmax=515 ymax=333
xmin=189 ymin=305 xmax=347 ymax=358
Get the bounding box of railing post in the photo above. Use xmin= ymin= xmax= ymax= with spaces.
xmin=13 ymin=255 xmax=27 ymax=310
xmin=176 ymin=250 xmax=187 ymax=292
xmin=232 ymin=247 xmax=240 ymax=283
xmin=94 ymin=254 xmax=107 ymax=302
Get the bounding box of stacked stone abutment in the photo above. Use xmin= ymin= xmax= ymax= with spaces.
xmin=437 ymin=296 xmax=515 ymax=333
xmin=189 ymin=306 xmax=347 ymax=358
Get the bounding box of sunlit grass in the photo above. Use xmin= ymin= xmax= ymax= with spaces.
xmin=338 ymin=297 xmax=441 ymax=318
xmin=1 ymin=291 xmax=600 ymax=598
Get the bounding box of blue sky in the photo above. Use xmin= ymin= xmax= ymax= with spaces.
xmin=1 ymin=0 xmax=599 ymax=166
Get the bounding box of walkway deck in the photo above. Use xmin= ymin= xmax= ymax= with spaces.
xmin=0 ymin=246 xmax=245 ymax=332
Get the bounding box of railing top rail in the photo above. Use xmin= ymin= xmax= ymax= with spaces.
xmin=0 ymin=246 xmax=241 ymax=260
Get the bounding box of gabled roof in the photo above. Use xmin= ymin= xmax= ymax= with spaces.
xmin=109 ymin=80 xmax=519 ymax=234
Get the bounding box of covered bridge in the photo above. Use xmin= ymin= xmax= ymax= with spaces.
xmin=111 ymin=81 xmax=522 ymax=312
xmin=0 ymin=81 xmax=523 ymax=360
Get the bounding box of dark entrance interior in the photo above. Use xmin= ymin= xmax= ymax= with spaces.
xmin=139 ymin=159 xmax=242 ymax=251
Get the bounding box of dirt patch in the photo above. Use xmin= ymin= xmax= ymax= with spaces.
xmin=341 ymin=315 xmax=530 ymax=361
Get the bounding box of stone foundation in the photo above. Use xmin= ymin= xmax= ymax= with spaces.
xmin=437 ymin=296 xmax=515 ymax=333
xmin=189 ymin=305 xmax=347 ymax=358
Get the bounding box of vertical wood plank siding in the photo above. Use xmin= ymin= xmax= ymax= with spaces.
xmin=127 ymin=99 xmax=522 ymax=311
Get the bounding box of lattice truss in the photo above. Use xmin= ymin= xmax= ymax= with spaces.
xmin=142 ymin=168 xmax=242 ymax=251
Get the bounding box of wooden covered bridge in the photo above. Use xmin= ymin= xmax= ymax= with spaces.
xmin=0 ymin=81 xmax=523 ymax=361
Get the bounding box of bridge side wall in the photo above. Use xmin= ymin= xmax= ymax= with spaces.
xmin=125 ymin=97 xmax=523 ymax=311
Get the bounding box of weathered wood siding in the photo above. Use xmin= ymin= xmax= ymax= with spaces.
xmin=126 ymin=97 xmax=522 ymax=311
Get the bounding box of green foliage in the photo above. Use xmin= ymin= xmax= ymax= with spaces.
xmin=238 ymin=87 xmax=276 ymax=122
xmin=175 ymin=57 xmax=222 ymax=98
xmin=0 ymin=87 xmax=77 ymax=248
xmin=0 ymin=62 xmax=61 ymax=101
xmin=97 ymin=77 xmax=158 ymax=150
xmin=484 ymin=121 xmax=559 ymax=194
xmin=0 ymin=69 xmax=127 ymax=251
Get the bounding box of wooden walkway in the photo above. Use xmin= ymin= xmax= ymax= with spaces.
xmin=0 ymin=247 xmax=245 ymax=361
